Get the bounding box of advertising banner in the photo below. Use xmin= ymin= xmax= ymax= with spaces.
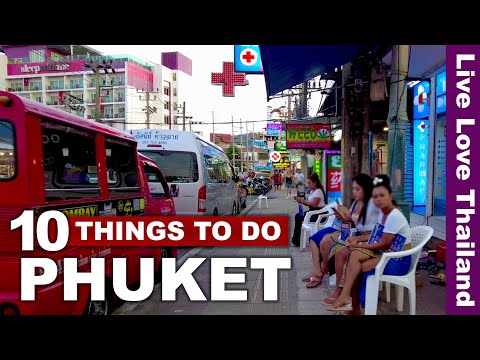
xmin=266 ymin=123 xmax=283 ymax=137
xmin=286 ymin=124 xmax=331 ymax=149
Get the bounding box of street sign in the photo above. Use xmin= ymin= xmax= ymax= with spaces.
xmin=269 ymin=150 xmax=281 ymax=163
xmin=273 ymin=157 xmax=290 ymax=169
xmin=234 ymin=45 xmax=263 ymax=74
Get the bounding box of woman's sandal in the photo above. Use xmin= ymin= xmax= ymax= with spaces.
xmin=327 ymin=298 xmax=352 ymax=311
xmin=306 ymin=275 xmax=323 ymax=288
xmin=321 ymin=297 xmax=336 ymax=306
xmin=302 ymin=273 xmax=314 ymax=282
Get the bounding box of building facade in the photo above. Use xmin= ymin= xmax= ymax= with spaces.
xmin=0 ymin=45 xmax=193 ymax=133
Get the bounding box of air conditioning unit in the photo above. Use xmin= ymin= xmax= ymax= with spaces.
xmin=54 ymin=101 xmax=58 ymax=105
xmin=76 ymin=84 xmax=80 ymax=88
xmin=48 ymin=85 xmax=51 ymax=90
xmin=87 ymin=115 xmax=93 ymax=119
xmin=114 ymin=113 xmax=119 ymax=118
xmin=34 ymin=87 xmax=38 ymax=90
xmin=7 ymin=88 xmax=12 ymax=91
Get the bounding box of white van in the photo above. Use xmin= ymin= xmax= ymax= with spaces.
xmin=132 ymin=129 xmax=239 ymax=216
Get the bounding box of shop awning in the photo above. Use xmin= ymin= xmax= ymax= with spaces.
xmin=259 ymin=45 xmax=380 ymax=99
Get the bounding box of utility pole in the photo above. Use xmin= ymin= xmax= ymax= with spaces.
xmin=95 ymin=69 xmax=101 ymax=121
xmin=182 ymin=101 xmax=186 ymax=131
xmin=245 ymin=119 xmax=249 ymax=171
xmin=231 ymin=115 xmax=235 ymax=170
xmin=84 ymin=59 xmax=116 ymax=122
xmin=239 ymin=118 xmax=243 ymax=172
xmin=287 ymin=93 xmax=292 ymax=120
xmin=386 ymin=45 xmax=410 ymax=219
xmin=212 ymin=111 xmax=215 ymax=144
xmin=341 ymin=63 xmax=353 ymax=206
xmin=252 ymin=121 xmax=255 ymax=167
xmin=137 ymin=84 xmax=160 ymax=129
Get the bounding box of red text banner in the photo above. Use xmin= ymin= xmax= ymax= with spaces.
xmin=63 ymin=216 xmax=289 ymax=247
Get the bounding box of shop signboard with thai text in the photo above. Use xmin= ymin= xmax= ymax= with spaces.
xmin=326 ymin=152 xmax=342 ymax=204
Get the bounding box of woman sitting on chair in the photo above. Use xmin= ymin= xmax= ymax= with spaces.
xmin=327 ymin=174 xmax=412 ymax=313
xmin=290 ymin=173 xmax=326 ymax=247
xmin=302 ymin=173 xmax=378 ymax=289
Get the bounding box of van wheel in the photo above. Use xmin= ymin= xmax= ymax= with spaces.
xmin=213 ymin=208 xmax=218 ymax=216
xmin=155 ymin=248 xmax=171 ymax=283
xmin=85 ymin=281 xmax=113 ymax=315
xmin=232 ymin=202 xmax=237 ymax=216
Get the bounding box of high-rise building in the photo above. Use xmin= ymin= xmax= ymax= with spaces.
xmin=0 ymin=45 xmax=195 ymax=133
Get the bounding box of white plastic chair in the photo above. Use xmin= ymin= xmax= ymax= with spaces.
xmin=364 ymin=226 xmax=434 ymax=315
xmin=257 ymin=195 xmax=268 ymax=208
xmin=299 ymin=202 xmax=337 ymax=252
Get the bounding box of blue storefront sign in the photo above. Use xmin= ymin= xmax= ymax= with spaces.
xmin=413 ymin=81 xmax=430 ymax=119
xmin=327 ymin=192 xmax=342 ymax=205
xmin=413 ymin=120 xmax=429 ymax=205
xmin=252 ymin=140 xmax=267 ymax=148
xmin=234 ymin=45 xmax=263 ymax=74
xmin=436 ymin=71 xmax=446 ymax=115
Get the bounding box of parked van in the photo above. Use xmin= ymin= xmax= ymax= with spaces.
xmin=131 ymin=130 xmax=239 ymax=216
xmin=0 ymin=91 xmax=176 ymax=315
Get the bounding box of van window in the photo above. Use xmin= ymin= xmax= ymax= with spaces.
xmin=200 ymin=140 xmax=234 ymax=183
xmin=144 ymin=163 xmax=169 ymax=198
xmin=41 ymin=120 xmax=99 ymax=201
xmin=105 ymin=138 xmax=141 ymax=196
xmin=0 ymin=120 xmax=16 ymax=181
xmin=139 ymin=150 xmax=199 ymax=183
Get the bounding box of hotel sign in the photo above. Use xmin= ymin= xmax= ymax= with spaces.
xmin=20 ymin=63 xmax=70 ymax=74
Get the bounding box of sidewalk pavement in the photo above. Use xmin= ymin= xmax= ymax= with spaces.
xmin=244 ymin=188 xmax=446 ymax=315
xmin=115 ymin=188 xmax=446 ymax=315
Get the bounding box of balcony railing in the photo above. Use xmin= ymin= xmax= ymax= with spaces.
xmin=67 ymin=83 xmax=84 ymax=89
xmin=29 ymin=86 xmax=42 ymax=91
xmin=46 ymin=85 xmax=65 ymax=91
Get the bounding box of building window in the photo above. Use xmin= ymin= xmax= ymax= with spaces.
xmin=29 ymin=49 xmax=45 ymax=63
xmin=173 ymin=88 xmax=177 ymax=96
xmin=173 ymin=73 xmax=177 ymax=81
xmin=35 ymin=96 xmax=42 ymax=103
xmin=50 ymin=52 xmax=63 ymax=61
xmin=164 ymin=101 xmax=170 ymax=110
xmin=49 ymin=80 xmax=64 ymax=90
xmin=69 ymin=79 xmax=83 ymax=89
xmin=164 ymin=86 xmax=169 ymax=96
xmin=164 ymin=115 xmax=169 ymax=125
xmin=48 ymin=96 xmax=59 ymax=105
xmin=11 ymin=82 xmax=23 ymax=91
xmin=29 ymin=81 xmax=42 ymax=91
xmin=0 ymin=121 xmax=16 ymax=181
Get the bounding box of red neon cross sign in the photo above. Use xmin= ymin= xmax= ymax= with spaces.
xmin=211 ymin=62 xmax=247 ymax=97
xmin=242 ymin=51 xmax=255 ymax=63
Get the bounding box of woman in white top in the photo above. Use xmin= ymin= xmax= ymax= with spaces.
xmin=328 ymin=175 xmax=412 ymax=313
xmin=290 ymin=173 xmax=326 ymax=247
xmin=303 ymin=174 xmax=380 ymax=289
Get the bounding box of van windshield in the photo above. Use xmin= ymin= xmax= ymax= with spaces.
xmin=139 ymin=150 xmax=199 ymax=183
